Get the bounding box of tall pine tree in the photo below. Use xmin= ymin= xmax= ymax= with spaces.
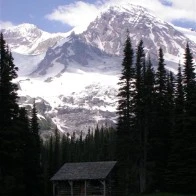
xmin=143 ymin=57 xmax=156 ymax=191
xmin=181 ymin=43 xmax=196 ymax=192
xmin=0 ymin=33 xmax=19 ymax=128
xmin=116 ymin=34 xmax=135 ymax=195
xmin=165 ymin=64 xmax=185 ymax=192
xmin=152 ymin=48 xmax=169 ymax=191
xmin=0 ymin=33 xmax=25 ymax=196
xmin=134 ymin=40 xmax=146 ymax=193
xmin=17 ymin=107 xmax=31 ymax=196
xmin=29 ymin=100 xmax=42 ymax=196
xmin=53 ymin=126 xmax=61 ymax=172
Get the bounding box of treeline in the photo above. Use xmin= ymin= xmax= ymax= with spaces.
xmin=42 ymin=126 xmax=116 ymax=196
xmin=0 ymin=33 xmax=41 ymax=196
xmin=116 ymin=36 xmax=196 ymax=194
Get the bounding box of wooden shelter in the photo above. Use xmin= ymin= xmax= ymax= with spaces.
xmin=51 ymin=161 xmax=117 ymax=196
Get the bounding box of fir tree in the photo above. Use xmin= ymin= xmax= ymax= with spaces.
xmin=165 ymin=70 xmax=175 ymax=156
xmin=144 ymin=57 xmax=156 ymax=190
xmin=165 ymin=64 xmax=185 ymax=191
xmin=17 ymin=108 xmax=31 ymax=196
xmin=61 ymin=133 xmax=69 ymax=163
xmin=134 ymin=40 xmax=146 ymax=193
xmin=181 ymin=43 xmax=196 ymax=192
xmin=43 ymin=136 xmax=54 ymax=196
xmin=0 ymin=33 xmax=19 ymax=128
xmin=117 ymin=34 xmax=134 ymax=133
xmin=140 ymin=56 xmax=156 ymax=192
xmin=175 ymin=64 xmax=184 ymax=117
xmin=156 ymin=48 xmax=167 ymax=97
xmin=53 ymin=127 xmax=61 ymax=172
xmin=0 ymin=33 xmax=24 ymax=196
xmin=29 ymin=100 xmax=42 ymax=196
xmin=116 ymin=34 xmax=135 ymax=195
xmin=152 ymin=48 xmax=169 ymax=190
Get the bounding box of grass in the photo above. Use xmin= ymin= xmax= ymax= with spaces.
xmin=129 ymin=193 xmax=196 ymax=196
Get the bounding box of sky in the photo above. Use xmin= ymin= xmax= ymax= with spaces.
xmin=0 ymin=0 xmax=196 ymax=33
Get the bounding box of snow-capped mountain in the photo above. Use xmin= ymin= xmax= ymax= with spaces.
xmin=30 ymin=32 xmax=121 ymax=78
xmin=8 ymin=3 xmax=196 ymax=134
xmin=81 ymin=4 xmax=196 ymax=61
xmin=13 ymin=52 xmax=45 ymax=76
xmin=175 ymin=26 xmax=196 ymax=44
xmin=1 ymin=23 xmax=69 ymax=55
xmin=30 ymin=4 xmax=196 ymax=78
xmin=17 ymin=73 xmax=119 ymax=135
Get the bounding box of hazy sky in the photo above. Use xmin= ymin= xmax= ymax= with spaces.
xmin=0 ymin=0 xmax=196 ymax=33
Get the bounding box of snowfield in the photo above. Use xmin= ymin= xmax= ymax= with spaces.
xmin=175 ymin=26 xmax=196 ymax=44
xmin=17 ymin=71 xmax=119 ymax=133
xmin=18 ymin=72 xmax=119 ymax=109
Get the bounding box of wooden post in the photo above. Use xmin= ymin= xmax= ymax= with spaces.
xmin=103 ymin=181 xmax=106 ymax=196
xmin=101 ymin=180 xmax=106 ymax=196
xmin=84 ymin=180 xmax=87 ymax=196
xmin=68 ymin=181 xmax=73 ymax=196
xmin=53 ymin=182 xmax=56 ymax=196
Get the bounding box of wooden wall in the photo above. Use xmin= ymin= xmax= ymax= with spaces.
xmin=54 ymin=179 xmax=112 ymax=196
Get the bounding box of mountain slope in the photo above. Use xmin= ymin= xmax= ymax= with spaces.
xmin=13 ymin=52 xmax=45 ymax=76
xmin=12 ymin=4 xmax=196 ymax=133
xmin=81 ymin=4 xmax=196 ymax=62
xmin=1 ymin=23 xmax=69 ymax=55
xmin=175 ymin=26 xmax=196 ymax=43
xmin=30 ymin=33 xmax=121 ymax=78
xmin=17 ymin=72 xmax=119 ymax=134
xmin=31 ymin=3 xmax=196 ymax=78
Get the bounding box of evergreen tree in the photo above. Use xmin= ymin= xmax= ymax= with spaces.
xmin=0 ymin=33 xmax=44 ymax=196
xmin=29 ymin=100 xmax=42 ymax=196
xmin=165 ymin=70 xmax=175 ymax=158
xmin=140 ymin=56 xmax=156 ymax=192
xmin=48 ymin=136 xmax=54 ymax=174
xmin=61 ymin=133 xmax=69 ymax=163
xmin=117 ymin=34 xmax=134 ymax=134
xmin=0 ymin=33 xmax=19 ymax=128
xmin=0 ymin=33 xmax=24 ymax=196
xmin=156 ymin=48 xmax=167 ymax=96
xmin=116 ymin=34 xmax=135 ymax=195
xmin=78 ymin=131 xmax=84 ymax=161
xmin=152 ymin=48 xmax=169 ymax=190
xmin=53 ymin=127 xmax=61 ymax=171
xmin=165 ymin=64 xmax=185 ymax=191
xmin=42 ymin=135 xmax=54 ymax=196
xmin=31 ymin=100 xmax=40 ymax=145
xmin=175 ymin=64 xmax=184 ymax=117
xmin=134 ymin=40 xmax=146 ymax=192
xmin=181 ymin=43 xmax=196 ymax=192
xmin=17 ymin=108 xmax=31 ymax=196
xmin=143 ymin=57 xmax=156 ymax=191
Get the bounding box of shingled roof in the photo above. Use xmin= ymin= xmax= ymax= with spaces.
xmin=51 ymin=161 xmax=117 ymax=181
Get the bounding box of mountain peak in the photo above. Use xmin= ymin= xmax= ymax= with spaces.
xmin=4 ymin=23 xmax=39 ymax=33
xmin=17 ymin=23 xmax=37 ymax=28
xmin=110 ymin=3 xmax=147 ymax=12
xmin=15 ymin=23 xmax=38 ymax=30
xmin=81 ymin=3 xmax=196 ymax=60
xmin=99 ymin=2 xmax=150 ymax=17
xmin=3 ymin=23 xmax=42 ymax=39
xmin=2 ymin=23 xmax=68 ymax=55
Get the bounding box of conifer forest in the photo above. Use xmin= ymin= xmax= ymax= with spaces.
xmin=0 ymin=32 xmax=196 ymax=195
